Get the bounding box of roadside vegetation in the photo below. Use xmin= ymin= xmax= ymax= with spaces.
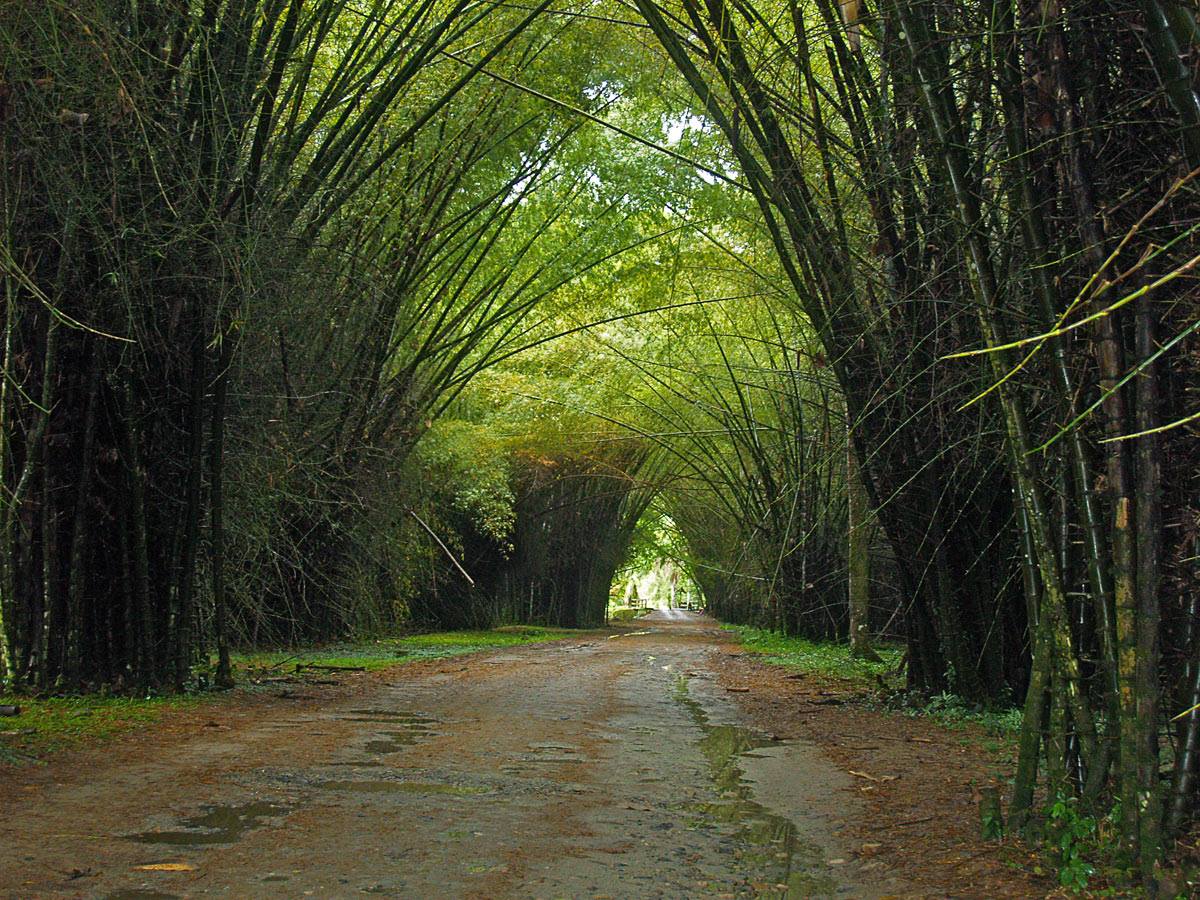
xmin=607 ymin=606 xmax=652 ymax=624
xmin=1 ymin=627 xmax=584 ymax=763
xmin=727 ymin=625 xmax=901 ymax=684
xmin=232 ymin=627 xmax=584 ymax=675
xmin=729 ymin=626 xmax=1021 ymax=737
xmin=0 ymin=694 xmax=201 ymax=764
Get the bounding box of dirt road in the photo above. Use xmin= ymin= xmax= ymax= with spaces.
xmin=1 ymin=613 xmax=914 ymax=899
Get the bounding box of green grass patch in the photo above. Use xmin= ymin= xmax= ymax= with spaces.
xmin=2 ymin=627 xmax=585 ymax=765
xmin=0 ymin=694 xmax=200 ymax=764
xmin=726 ymin=624 xmax=902 ymax=684
xmin=607 ymin=605 xmax=650 ymax=623
xmin=232 ymin=625 xmax=583 ymax=674
xmin=905 ymin=691 xmax=1022 ymax=737
xmin=727 ymin=626 xmax=1020 ymax=738
xmin=726 ymin=625 xmax=1021 ymax=752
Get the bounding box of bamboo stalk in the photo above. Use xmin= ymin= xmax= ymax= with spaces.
xmin=993 ymin=0 xmax=1120 ymax=800
xmin=0 ymin=263 xmax=15 ymax=684
xmin=1134 ymin=282 xmax=1164 ymax=874
xmin=1025 ymin=0 xmax=1144 ymax=848
xmin=209 ymin=336 xmax=235 ymax=690
xmin=1140 ymin=0 xmax=1200 ymax=167
xmin=890 ymin=0 xmax=1097 ymax=812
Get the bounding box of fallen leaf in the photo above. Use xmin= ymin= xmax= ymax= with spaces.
xmin=135 ymin=863 xmax=196 ymax=872
xmin=848 ymin=769 xmax=897 ymax=782
xmin=56 ymin=109 xmax=90 ymax=126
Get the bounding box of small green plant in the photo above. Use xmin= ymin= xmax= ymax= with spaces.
xmin=979 ymin=785 xmax=1004 ymax=840
xmin=981 ymin=806 xmax=1004 ymax=840
xmin=1046 ymin=795 xmax=1098 ymax=892
xmin=908 ymin=691 xmax=1022 ymax=737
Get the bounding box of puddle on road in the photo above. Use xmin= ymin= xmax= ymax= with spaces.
xmin=527 ymin=741 xmax=580 ymax=752
xmin=362 ymin=727 xmax=440 ymax=753
xmin=130 ymin=801 xmax=291 ymax=846
xmin=338 ymin=710 xmax=442 ymax=756
xmin=341 ymin=709 xmax=440 ymax=725
xmin=317 ymin=780 xmax=488 ymax=796
xmin=674 ymin=680 xmax=841 ymax=898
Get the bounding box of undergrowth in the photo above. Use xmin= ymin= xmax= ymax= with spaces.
xmin=728 ymin=626 xmax=1021 ymax=739
xmin=906 ymin=691 xmax=1022 ymax=737
xmin=725 ymin=625 xmax=902 ymax=682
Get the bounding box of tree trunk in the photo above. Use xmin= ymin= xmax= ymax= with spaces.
xmin=846 ymin=431 xmax=880 ymax=661
xmin=1140 ymin=0 xmax=1200 ymax=166
xmin=1134 ymin=286 xmax=1163 ymax=877
xmin=173 ymin=323 xmax=208 ymax=690
xmin=0 ymin=273 xmax=15 ymax=684
xmin=121 ymin=380 xmax=155 ymax=687
xmin=893 ymin=0 xmax=1097 ymax=807
xmin=65 ymin=367 xmax=100 ymax=683
xmin=209 ymin=337 xmax=234 ymax=689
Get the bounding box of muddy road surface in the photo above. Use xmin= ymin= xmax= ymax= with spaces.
xmin=1 ymin=612 xmax=914 ymax=899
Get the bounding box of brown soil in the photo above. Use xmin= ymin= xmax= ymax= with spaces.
xmin=0 ymin=613 xmax=1053 ymax=899
xmin=706 ymin=642 xmax=1056 ymax=899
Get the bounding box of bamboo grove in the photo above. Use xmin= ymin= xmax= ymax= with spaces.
xmin=0 ymin=0 xmax=641 ymax=686
xmin=3 ymin=0 xmax=1200 ymax=881
xmin=624 ymin=0 xmax=1200 ymax=875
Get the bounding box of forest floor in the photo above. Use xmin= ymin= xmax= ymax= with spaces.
xmin=0 ymin=611 xmax=1055 ymax=899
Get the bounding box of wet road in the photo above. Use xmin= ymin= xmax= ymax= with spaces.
xmin=1 ymin=612 xmax=909 ymax=899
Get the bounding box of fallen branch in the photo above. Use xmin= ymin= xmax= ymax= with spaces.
xmin=295 ymin=663 xmax=367 ymax=673
xmin=849 ymin=769 xmax=898 ymax=783
xmin=894 ymin=814 xmax=937 ymax=828
xmin=409 ymin=508 xmax=475 ymax=586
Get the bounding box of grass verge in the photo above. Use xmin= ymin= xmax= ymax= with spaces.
xmin=0 ymin=694 xmax=201 ymax=764
xmin=232 ymin=625 xmax=583 ymax=674
xmin=726 ymin=624 xmax=1020 ymax=738
xmin=2 ymin=626 xmax=587 ymax=765
xmin=607 ymin=605 xmax=650 ymax=623
xmin=725 ymin=624 xmax=902 ymax=684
